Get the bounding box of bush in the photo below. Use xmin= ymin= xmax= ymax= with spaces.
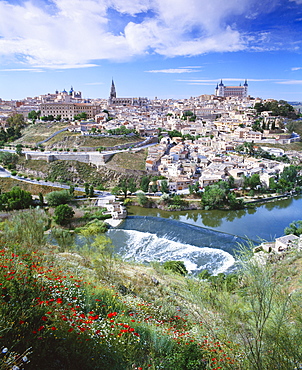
xmin=0 ymin=186 xmax=33 ymax=211
xmin=163 ymin=261 xmax=188 ymax=276
xmin=53 ymin=204 xmax=75 ymax=226
xmin=45 ymin=190 xmax=73 ymax=206
xmin=136 ymin=192 xmax=148 ymax=206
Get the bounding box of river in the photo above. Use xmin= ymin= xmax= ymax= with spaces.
xmin=107 ymin=195 xmax=302 ymax=275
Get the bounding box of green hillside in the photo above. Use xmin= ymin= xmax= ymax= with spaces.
xmin=1 ymin=209 xmax=302 ymax=369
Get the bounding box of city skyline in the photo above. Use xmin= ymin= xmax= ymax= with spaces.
xmin=0 ymin=0 xmax=302 ymax=101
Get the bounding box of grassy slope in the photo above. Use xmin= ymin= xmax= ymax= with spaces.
xmin=106 ymin=149 xmax=147 ymax=171
xmin=14 ymin=122 xmax=69 ymax=146
xmin=0 ymin=177 xmax=61 ymax=195
xmin=14 ymin=122 xmax=142 ymax=149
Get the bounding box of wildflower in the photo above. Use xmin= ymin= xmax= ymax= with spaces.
xmin=2 ymin=347 xmax=8 ymax=354
xmin=107 ymin=312 xmax=117 ymax=318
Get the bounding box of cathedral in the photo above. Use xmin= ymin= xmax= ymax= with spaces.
xmin=215 ymin=80 xmax=248 ymax=98
xmin=108 ymin=80 xmax=148 ymax=107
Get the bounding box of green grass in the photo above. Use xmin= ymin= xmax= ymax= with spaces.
xmin=2 ymin=209 xmax=302 ymax=369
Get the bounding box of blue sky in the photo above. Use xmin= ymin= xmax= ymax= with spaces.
xmin=0 ymin=0 xmax=302 ymax=101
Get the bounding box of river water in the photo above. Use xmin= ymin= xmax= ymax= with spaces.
xmin=107 ymin=196 xmax=302 ymax=275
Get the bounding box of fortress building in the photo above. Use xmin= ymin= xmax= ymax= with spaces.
xmin=108 ymin=80 xmax=149 ymax=107
xmin=215 ymin=80 xmax=248 ymax=98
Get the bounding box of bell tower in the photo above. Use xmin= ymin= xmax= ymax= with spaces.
xmin=109 ymin=79 xmax=116 ymax=102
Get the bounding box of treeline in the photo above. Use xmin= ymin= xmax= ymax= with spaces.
xmin=0 ymin=114 xmax=26 ymax=145
xmin=254 ymin=100 xmax=298 ymax=119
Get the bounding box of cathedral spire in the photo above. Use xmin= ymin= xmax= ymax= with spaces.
xmin=110 ymin=79 xmax=116 ymax=100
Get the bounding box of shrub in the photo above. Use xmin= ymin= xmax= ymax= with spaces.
xmin=0 ymin=186 xmax=33 ymax=211
xmin=163 ymin=261 xmax=188 ymax=276
xmin=136 ymin=192 xmax=148 ymax=206
xmin=53 ymin=204 xmax=75 ymax=226
xmin=45 ymin=190 xmax=73 ymax=206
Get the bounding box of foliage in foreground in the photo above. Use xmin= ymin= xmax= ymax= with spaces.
xmin=1 ymin=209 xmax=302 ymax=370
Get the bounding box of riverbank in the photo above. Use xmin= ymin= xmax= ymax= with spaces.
xmin=124 ymin=189 xmax=301 ymax=213
xmin=125 ymin=194 xmax=302 ymax=241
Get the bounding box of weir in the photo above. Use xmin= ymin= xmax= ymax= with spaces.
xmin=107 ymin=216 xmax=251 ymax=275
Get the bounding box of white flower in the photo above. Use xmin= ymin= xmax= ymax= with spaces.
xmin=22 ymin=355 xmax=28 ymax=362
xmin=1 ymin=347 xmax=8 ymax=354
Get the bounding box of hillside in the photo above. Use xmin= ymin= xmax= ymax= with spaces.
xmin=14 ymin=122 xmax=142 ymax=150
xmin=9 ymin=123 xmax=148 ymax=187
xmin=1 ymin=209 xmax=302 ymax=369
xmin=14 ymin=157 xmax=145 ymax=188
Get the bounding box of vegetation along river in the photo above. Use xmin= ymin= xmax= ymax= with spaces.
xmin=107 ymin=195 xmax=302 ymax=275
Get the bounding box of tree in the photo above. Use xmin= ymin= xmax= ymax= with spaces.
xmin=74 ymin=112 xmax=88 ymax=121
xmin=128 ymin=178 xmax=137 ymax=194
xmin=136 ymin=192 xmax=149 ymax=206
xmin=280 ymin=165 xmax=299 ymax=184
xmin=0 ymin=152 xmax=18 ymax=167
xmin=15 ymin=144 xmax=23 ymax=156
xmin=0 ymin=186 xmax=33 ymax=211
xmin=28 ymin=110 xmax=40 ymax=120
xmin=202 ymin=184 xmax=226 ymax=209
xmin=160 ymin=180 xmax=169 ymax=194
xmin=150 ymin=182 xmax=158 ymax=193
xmin=54 ymin=204 xmax=75 ymax=226
xmin=228 ymin=175 xmax=235 ymax=189
xmin=69 ymin=184 xmax=75 ymax=196
xmin=140 ymin=176 xmax=150 ymax=192
xmin=84 ymin=183 xmax=90 ymax=197
xmin=89 ymin=185 xmax=94 ymax=197
xmin=38 ymin=192 xmax=44 ymax=206
xmin=284 ymin=220 xmax=302 ymax=236
xmin=117 ymin=178 xmax=137 ymax=198
xmin=7 ymin=113 xmax=25 ymax=129
xmin=119 ymin=179 xmax=128 ymax=198
xmin=249 ymin=173 xmax=261 ymax=190
xmin=45 ymin=190 xmax=72 ymax=206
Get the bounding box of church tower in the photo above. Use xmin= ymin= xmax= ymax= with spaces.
xmin=109 ymin=79 xmax=116 ymax=102
xmin=216 ymin=79 xmax=224 ymax=96
xmin=243 ymin=79 xmax=248 ymax=98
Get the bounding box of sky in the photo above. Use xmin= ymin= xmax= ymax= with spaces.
xmin=0 ymin=0 xmax=302 ymax=102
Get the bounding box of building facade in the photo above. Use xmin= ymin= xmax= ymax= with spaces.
xmin=40 ymin=102 xmax=101 ymax=120
xmin=108 ymin=80 xmax=149 ymax=107
xmin=215 ymin=80 xmax=248 ymax=98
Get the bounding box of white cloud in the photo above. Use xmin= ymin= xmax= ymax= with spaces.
xmin=146 ymin=68 xmax=201 ymax=73
xmin=0 ymin=68 xmax=43 ymax=72
xmin=276 ymin=80 xmax=302 ymax=84
xmin=0 ymin=0 xmax=288 ymax=68
xmin=292 ymin=67 xmax=302 ymax=71
xmin=289 ymin=0 xmax=302 ymax=4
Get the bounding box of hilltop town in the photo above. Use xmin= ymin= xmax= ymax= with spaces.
xmin=0 ymin=80 xmax=301 ymax=195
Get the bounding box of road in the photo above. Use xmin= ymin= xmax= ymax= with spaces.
xmin=0 ymin=165 xmax=112 ymax=198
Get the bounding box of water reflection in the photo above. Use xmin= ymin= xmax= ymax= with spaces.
xmin=127 ymin=195 xmax=302 ymax=241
